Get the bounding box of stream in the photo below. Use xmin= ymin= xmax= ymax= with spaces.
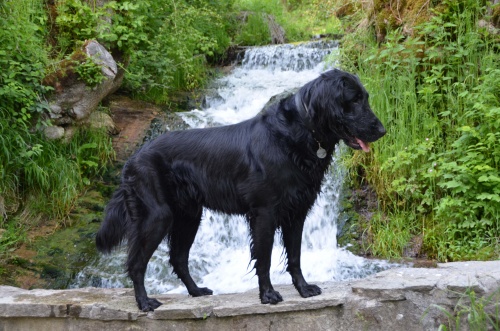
xmin=72 ymin=40 xmax=396 ymax=295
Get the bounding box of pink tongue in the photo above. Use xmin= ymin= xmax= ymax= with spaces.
xmin=356 ymin=138 xmax=370 ymax=153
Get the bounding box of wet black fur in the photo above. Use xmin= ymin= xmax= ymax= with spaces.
xmin=96 ymin=69 xmax=386 ymax=312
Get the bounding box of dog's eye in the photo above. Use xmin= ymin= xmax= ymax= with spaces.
xmin=349 ymin=94 xmax=362 ymax=105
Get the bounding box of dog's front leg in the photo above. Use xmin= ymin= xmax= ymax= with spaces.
xmin=282 ymin=221 xmax=322 ymax=298
xmin=249 ymin=209 xmax=283 ymax=304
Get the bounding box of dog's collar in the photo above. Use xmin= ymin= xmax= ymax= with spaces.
xmin=294 ymin=94 xmax=327 ymax=159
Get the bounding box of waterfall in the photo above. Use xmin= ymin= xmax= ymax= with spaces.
xmin=72 ymin=41 xmax=395 ymax=294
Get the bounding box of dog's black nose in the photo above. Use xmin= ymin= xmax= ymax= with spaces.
xmin=378 ymin=124 xmax=386 ymax=136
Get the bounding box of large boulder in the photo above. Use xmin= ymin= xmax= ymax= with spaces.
xmin=44 ymin=40 xmax=123 ymax=140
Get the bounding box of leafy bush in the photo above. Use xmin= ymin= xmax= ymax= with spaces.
xmin=123 ymin=0 xmax=233 ymax=102
xmin=54 ymin=0 xmax=149 ymax=56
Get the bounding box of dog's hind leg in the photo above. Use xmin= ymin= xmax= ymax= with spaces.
xmin=249 ymin=208 xmax=283 ymax=304
xmin=127 ymin=207 xmax=171 ymax=312
xmin=169 ymin=207 xmax=213 ymax=297
xmin=282 ymin=220 xmax=322 ymax=298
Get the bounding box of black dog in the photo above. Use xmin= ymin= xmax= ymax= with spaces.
xmin=96 ymin=69 xmax=386 ymax=312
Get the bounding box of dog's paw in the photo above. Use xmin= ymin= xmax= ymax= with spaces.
xmin=297 ymin=284 xmax=322 ymax=298
xmin=190 ymin=287 xmax=213 ymax=297
xmin=137 ymin=297 xmax=163 ymax=312
xmin=260 ymin=289 xmax=283 ymax=304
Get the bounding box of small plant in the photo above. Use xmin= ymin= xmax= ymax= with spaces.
xmin=73 ymin=55 xmax=106 ymax=88
xmin=431 ymin=288 xmax=500 ymax=331
xmin=0 ymin=222 xmax=26 ymax=258
xmin=44 ymin=49 xmax=106 ymax=90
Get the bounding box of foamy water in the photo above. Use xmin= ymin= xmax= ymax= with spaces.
xmin=72 ymin=41 xmax=396 ymax=294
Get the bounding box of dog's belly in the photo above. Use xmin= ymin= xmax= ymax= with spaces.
xmin=199 ymin=179 xmax=249 ymax=215
xmin=203 ymin=195 xmax=248 ymax=215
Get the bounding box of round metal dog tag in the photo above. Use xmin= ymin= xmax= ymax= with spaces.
xmin=316 ymin=147 xmax=327 ymax=158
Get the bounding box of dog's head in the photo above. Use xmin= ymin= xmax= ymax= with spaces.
xmin=302 ymin=69 xmax=386 ymax=152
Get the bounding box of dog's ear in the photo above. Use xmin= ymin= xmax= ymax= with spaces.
xmin=280 ymin=98 xmax=295 ymax=121
xmin=340 ymin=74 xmax=365 ymax=109
xmin=306 ymin=71 xmax=350 ymax=140
xmin=311 ymin=73 xmax=344 ymax=116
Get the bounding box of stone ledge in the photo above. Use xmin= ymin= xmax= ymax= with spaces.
xmin=1 ymin=261 xmax=499 ymax=331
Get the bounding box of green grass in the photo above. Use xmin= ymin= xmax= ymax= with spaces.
xmin=366 ymin=212 xmax=418 ymax=258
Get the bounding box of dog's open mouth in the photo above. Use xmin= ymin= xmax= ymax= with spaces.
xmin=342 ymin=127 xmax=371 ymax=153
xmin=345 ymin=137 xmax=371 ymax=153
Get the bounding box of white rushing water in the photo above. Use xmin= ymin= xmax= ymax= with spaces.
xmin=72 ymin=41 xmax=395 ymax=294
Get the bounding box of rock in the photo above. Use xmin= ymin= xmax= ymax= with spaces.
xmin=84 ymin=111 xmax=118 ymax=135
xmin=1 ymin=261 xmax=499 ymax=330
xmin=260 ymin=88 xmax=299 ymax=114
xmin=85 ymin=41 xmax=118 ymax=78
xmin=45 ymin=40 xmax=122 ymax=139
xmin=43 ymin=125 xmax=65 ymax=140
xmin=106 ymin=95 xmax=160 ymax=161
xmin=266 ymin=14 xmax=286 ymax=44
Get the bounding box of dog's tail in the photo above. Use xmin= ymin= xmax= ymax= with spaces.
xmin=96 ymin=186 xmax=129 ymax=254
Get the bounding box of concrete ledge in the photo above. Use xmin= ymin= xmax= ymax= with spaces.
xmin=1 ymin=261 xmax=499 ymax=330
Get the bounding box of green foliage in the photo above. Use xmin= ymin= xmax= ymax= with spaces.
xmin=339 ymin=0 xmax=500 ymax=261
xmin=283 ymin=0 xmax=342 ymax=39
xmin=0 ymin=0 xmax=115 ymax=247
xmin=55 ymin=0 xmax=101 ymax=53
xmin=119 ymin=0 xmax=234 ymax=101
xmin=0 ymin=0 xmax=54 ymax=232
xmin=0 ymin=0 xmax=52 ymax=126
xmin=99 ymin=1 xmax=150 ymax=53
xmin=55 ymin=0 xmax=149 ymax=55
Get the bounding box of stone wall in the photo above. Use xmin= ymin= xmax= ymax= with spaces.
xmin=1 ymin=261 xmax=499 ymax=330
